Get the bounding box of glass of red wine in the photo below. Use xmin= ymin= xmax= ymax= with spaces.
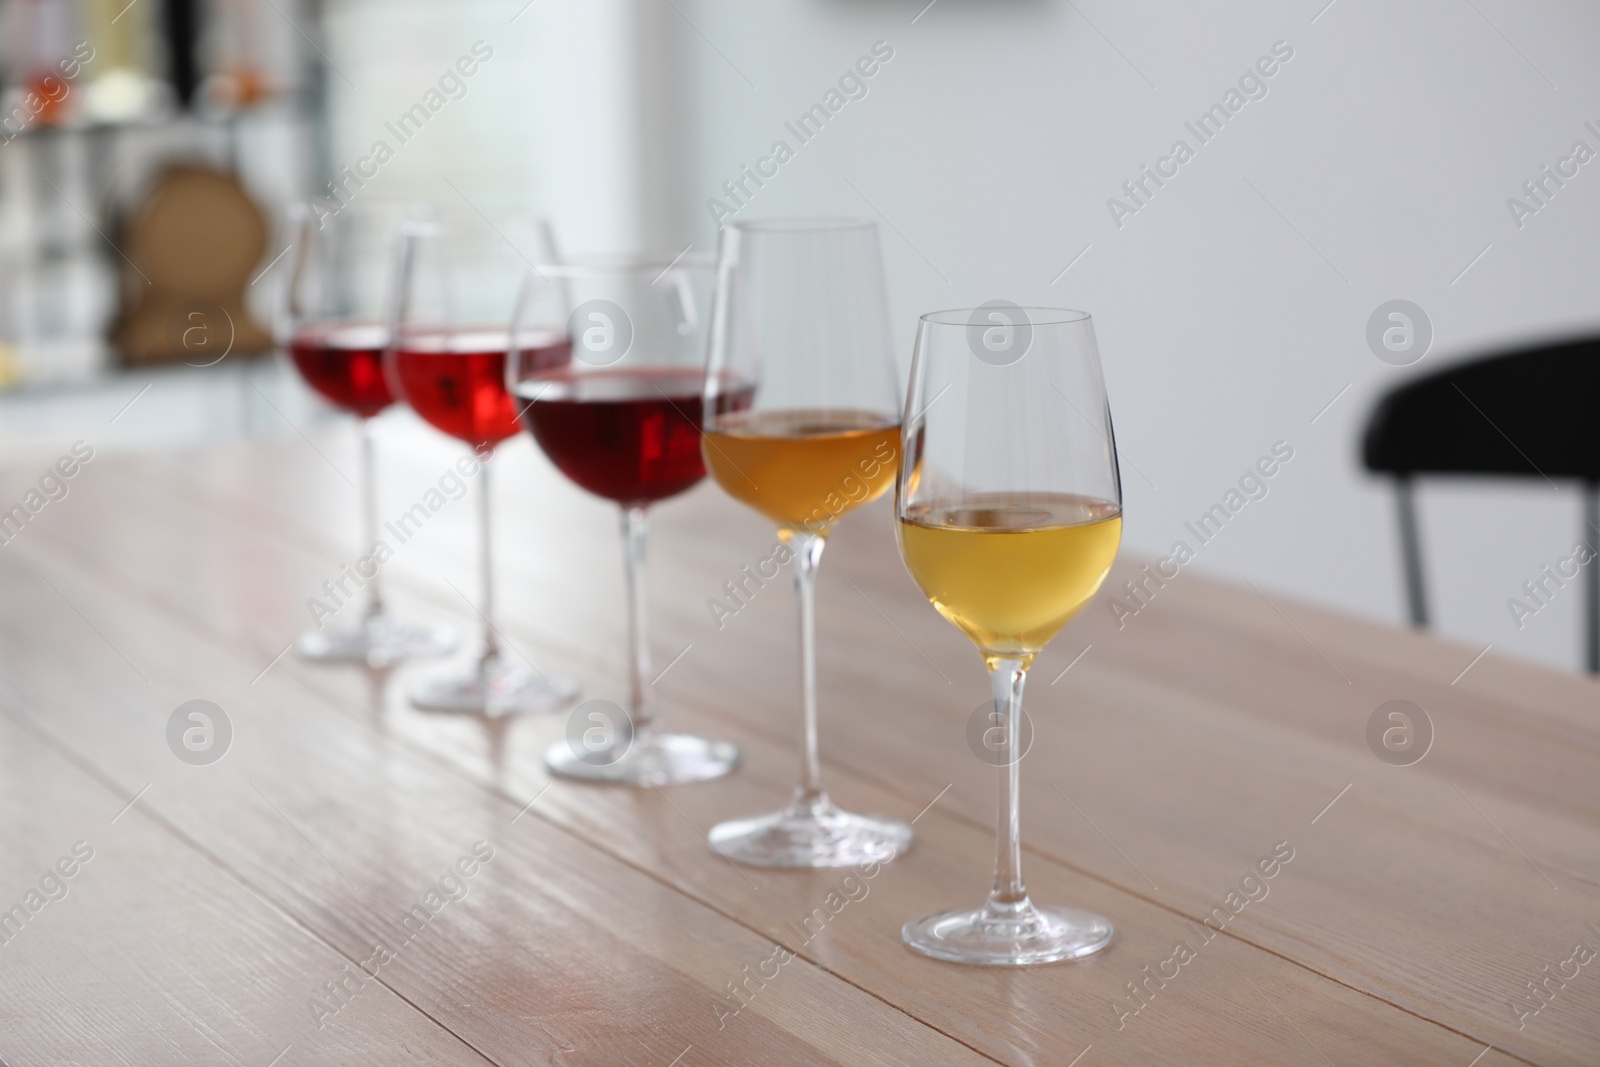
xmin=279 ymin=202 xmax=457 ymax=667
xmin=510 ymin=253 xmax=748 ymax=784
xmin=385 ymin=213 xmax=579 ymax=716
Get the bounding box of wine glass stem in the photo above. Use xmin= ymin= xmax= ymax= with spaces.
xmin=989 ymin=657 xmax=1029 ymax=908
xmin=621 ymin=505 xmax=655 ymax=731
xmin=358 ymin=417 xmax=385 ymax=618
xmin=477 ymin=455 xmax=499 ymax=663
xmin=790 ymin=531 xmax=828 ymax=808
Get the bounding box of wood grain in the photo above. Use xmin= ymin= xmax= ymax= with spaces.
xmin=0 ymin=423 xmax=1590 ymax=1064
xmin=0 ymin=714 xmax=497 ymax=1065
xmin=0 ymin=559 xmax=997 ymax=1065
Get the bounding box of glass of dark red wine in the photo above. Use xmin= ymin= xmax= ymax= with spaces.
xmin=279 ymin=202 xmax=457 ymax=667
xmin=510 ymin=253 xmax=746 ymax=784
xmin=385 ymin=214 xmax=579 ymax=716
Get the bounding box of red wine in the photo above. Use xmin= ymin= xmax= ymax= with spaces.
xmin=519 ymin=367 xmax=755 ymax=505
xmin=391 ymin=328 xmax=571 ymax=449
xmin=288 ymin=323 xmax=394 ymax=418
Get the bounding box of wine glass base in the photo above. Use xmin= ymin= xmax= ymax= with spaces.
xmin=902 ymin=901 xmax=1113 ymax=966
xmin=408 ymin=655 xmax=579 ymax=717
xmin=545 ymin=732 xmax=740 ymax=786
xmin=709 ymin=799 xmax=912 ymax=868
xmin=297 ymin=612 xmax=457 ymax=669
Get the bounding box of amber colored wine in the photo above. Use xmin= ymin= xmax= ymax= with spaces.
xmin=702 ymin=409 xmax=899 ymax=534
xmin=897 ymin=493 xmax=1121 ymax=664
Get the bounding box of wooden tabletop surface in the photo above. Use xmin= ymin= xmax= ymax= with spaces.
xmin=0 ymin=416 xmax=1595 ymax=1066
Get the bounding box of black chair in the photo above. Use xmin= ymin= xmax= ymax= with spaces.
xmin=1362 ymin=337 xmax=1600 ymax=674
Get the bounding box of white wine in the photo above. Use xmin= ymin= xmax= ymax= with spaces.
xmin=898 ymin=493 xmax=1121 ymax=665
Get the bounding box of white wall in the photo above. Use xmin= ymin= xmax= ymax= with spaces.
xmin=322 ymin=0 xmax=662 ymax=250
xmin=670 ymin=0 xmax=1600 ymax=673
xmin=323 ymin=0 xmax=545 ymax=220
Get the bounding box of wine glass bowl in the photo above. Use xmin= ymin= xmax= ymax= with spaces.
xmin=897 ymin=492 xmax=1121 ymax=664
xmin=895 ymin=306 xmax=1121 ymax=964
xmin=389 ymin=327 xmax=534 ymax=450
xmin=699 ymin=409 xmax=901 ymax=536
xmin=287 ymin=322 xmax=395 ymax=419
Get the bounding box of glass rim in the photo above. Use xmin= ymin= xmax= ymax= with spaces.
xmin=533 ymin=251 xmax=716 ymax=277
xmin=727 ymin=216 xmax=875 ymax=234
xmin=919 ymin=307 xmax=1092 ymax=326
xmin=388 ymin=325 xmax=565 ymax=351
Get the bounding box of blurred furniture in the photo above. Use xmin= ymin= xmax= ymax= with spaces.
xmin=0 ymin=432 xmax=1593 ymax=1063
xmin=162 ymin=0 xmax=203 ymax=107
xmin=108 ymin=162 xmax=272 ymax=365
xmin=1363 ymin=338 xmax=1600 ymax=673
xmin=0 ymin=0 xmax=317 ymax=384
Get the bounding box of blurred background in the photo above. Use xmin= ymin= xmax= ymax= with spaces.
xmin=0 ymin=0 xmax=1595 ymax=673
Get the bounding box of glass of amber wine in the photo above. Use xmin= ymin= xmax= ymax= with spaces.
xmin=703 ymin=218 xmax=912 ymax=867
xmin=895 ymin=306 xmax=1122 ymax=965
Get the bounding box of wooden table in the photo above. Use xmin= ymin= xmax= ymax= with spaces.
xmin=0 ymin=420 xmax=1594 ymax=1066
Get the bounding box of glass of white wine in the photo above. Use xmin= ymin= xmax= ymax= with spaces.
xmin=895 ymin=305 xmax=1122 ymax=965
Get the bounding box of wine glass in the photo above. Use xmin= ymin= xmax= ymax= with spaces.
xmin=510 ymin=253 xmax=745 ymax=784
xmin=702 ymin=218 xmax=912 ymax=867
xmin=895 ymin=305 xmax=1121 ymax=965
xmin=385 ymin=211 xmax=579 ymax=716
xmin=279 ymin=202 xmax=457 ymax=667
